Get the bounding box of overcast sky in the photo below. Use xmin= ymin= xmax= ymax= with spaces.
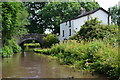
xmin=95 ymin=0 xmax=119 ymax=10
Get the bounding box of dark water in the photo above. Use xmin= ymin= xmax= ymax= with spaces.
xmin=2 ymin=52 xmax=107 ymax=79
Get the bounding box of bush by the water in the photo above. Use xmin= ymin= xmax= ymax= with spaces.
xmin=43 ymin=33 xmax=59 ymax=48
xmin=34 ymin=40 xmax=119 ymax=79
xmin=8 ymin=39 xmax=21 ymax=53
xmin=2 ymin=45 xmax=13 ymax=57
xmin=1 ymin=39 xmax=21 ymax=57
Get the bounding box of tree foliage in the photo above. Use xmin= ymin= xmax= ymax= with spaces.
xmin=1 ymin=2 xmax=29 ymax=57
xmin=2 ymin=2 xmax=29 ymax=43
xmin=25 ymin=2 xmax=46 ymax=33
xmin=109 ymin=5 xmax=120 ymax=26
xmin=25 ymin=2 xmax=100 ymax=34
xmin=38 ymin=2 xmax=100 ymax=34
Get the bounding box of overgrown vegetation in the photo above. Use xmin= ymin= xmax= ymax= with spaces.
xmin=1 ymin=2 xmax=119 ymax=79
xmin=43 ymin=33 xmax=59 ymax=48
xmin=69 ymin=18 xmax=118 ymax=41
xmin=2 ymin=39 xmax=22 ymax=57
xmin=1 ymin=2 xmax=29 ymax=57
xmin=24 ymin=43 xmax=40 ymax=47
xmin=34 ymin=40 xmax=119 ymax=79
xmin=23 ymin=43 xmax=41 ymax=51
xmin=34 ymin=18 xmax=119 ymax=79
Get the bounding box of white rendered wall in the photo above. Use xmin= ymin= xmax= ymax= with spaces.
xmin=73 ymin=16 xmax=88 ymax=35
xmin=90 ymin=10 xmax=109 ymax=24
xmin=59 ymin=20 xmax=74 ymax=41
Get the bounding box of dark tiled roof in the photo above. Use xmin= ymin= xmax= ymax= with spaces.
xmin=61 ymin=7 xmax=110 ymax=24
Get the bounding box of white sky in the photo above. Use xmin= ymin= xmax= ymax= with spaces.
xmin=95 ymin=0 xmax=120 ymax=10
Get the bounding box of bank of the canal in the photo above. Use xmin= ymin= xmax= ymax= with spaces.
xmin=2 ymin=51 xmax=108 ymax=79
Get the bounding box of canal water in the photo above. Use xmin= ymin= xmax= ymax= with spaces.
xmin=2 ymin=52 xmax=108 ymax=79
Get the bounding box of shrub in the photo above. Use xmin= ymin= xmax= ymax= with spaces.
xmin=2 ymin=45 xmax=13 ymax=57
xmin=69 ymin=18 xmax=118 ymax=42
xmin=43 ymin=33 xmax=59 ymax=48
xmin=7 ymin=39 xmax=21 ymax=53
xmin=34 ymin=40 xmax=119 ymax=78
xmin=2 ymin=39 xmax=22 ymax=57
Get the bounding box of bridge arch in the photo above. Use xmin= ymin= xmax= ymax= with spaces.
xmin=18 ymin=33 xmax=46 ymax=48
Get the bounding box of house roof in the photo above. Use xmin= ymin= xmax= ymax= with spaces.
xmin=61 ymin=7 xmax=110 ymax=24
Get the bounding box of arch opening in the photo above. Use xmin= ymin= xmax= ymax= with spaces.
xmin=19 ymin=39 xmax=43 ymax=51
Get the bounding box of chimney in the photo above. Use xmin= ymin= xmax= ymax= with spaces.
xmin=80 ymin=8 xmax=86 ymax=14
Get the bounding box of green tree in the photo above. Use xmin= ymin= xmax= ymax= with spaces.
xmin=79 ymin=2 xmax=100 ymax=11
xmin=109 ymin=5 xmax=120 ymax=26
xmin=38 ymin=2 xmax=100 ymax=34
xmin=1 ymin=2 xmax=29 ymax=57
xmin=2 ymin=2 xmax=29 ymax=44
xmin=25 ymin=2 xmax=46 ymax=33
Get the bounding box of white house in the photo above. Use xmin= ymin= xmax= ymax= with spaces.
xmin=59 ymin=7 xmax=111 ymax=41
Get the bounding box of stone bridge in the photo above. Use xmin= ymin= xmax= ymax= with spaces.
xmin=18 ymin=33 xmax=46 ymax=48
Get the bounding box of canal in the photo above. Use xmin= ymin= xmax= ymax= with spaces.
xmin=2 ymin=51 xmax=108 ymax=79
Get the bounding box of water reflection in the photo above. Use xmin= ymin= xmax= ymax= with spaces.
xmin=2 ymin=52 xmax=108 ymax=79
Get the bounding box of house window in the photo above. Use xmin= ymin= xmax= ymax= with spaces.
xmin=62 ymin=30 xmax=64 ymax=37
xmin=69 ymin=29 xmax=71 ymax=36
xmin=69 ymin=20 xmax=71 ymax=27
